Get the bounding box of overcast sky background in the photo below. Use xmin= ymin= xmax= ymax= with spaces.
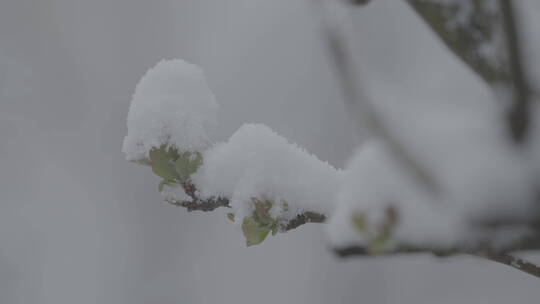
xmin=1 ymin=0 xmax=540 ymax=303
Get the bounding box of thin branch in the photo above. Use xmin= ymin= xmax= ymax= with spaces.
xmin=282 ymin=211 xmax=326 ymax=231
xmin=313 ymin=0 xmax=441 ymax=196
xmin=333 ymin=245 xmax=458 ymax=258
xmin=165 ymin=197 xmax=229 ymax=212
xmin=164 ymin=182 xmax=327 ymax=230
xmin=333 ymin=232 xmax=540 ymax=258
xmin=348 ymin=0 xmax=371 ymax=5
xmin=165 ymin=182 xmax=230 ymax=212
xmin=405 ymin=0 xmax=511 ymax=86
xmin=499 ymin=0 xmax=530 ymax=142
xmin=334 ymin=244 xmax=540 ymax=279
xmin=478 ymin=253 xmax=540 ymax=279
xmin=402 ymin=0 xmax=531 ymax=142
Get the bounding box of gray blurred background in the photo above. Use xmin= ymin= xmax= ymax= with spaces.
xmin=1 ymin=0 xmax=540 ymax=303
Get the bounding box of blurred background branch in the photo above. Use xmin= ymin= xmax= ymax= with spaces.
xmin=405 ymin=0 xmax=531 ymax=142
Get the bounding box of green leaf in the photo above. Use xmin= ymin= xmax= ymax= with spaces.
xmin=369 ymin=236 xmax=391 ymax=254
xmin=282 ymin=201 xmax=289 ymax=212
xmin=368 ymin=227 xmax=394 ymax=254
xmin=166 ymin=146 xmax=180 ymax=161
xmin=149 ymin=147 xmax=178 ymax=180
xmin=253 ymin=199 xmax=273 ymax=225
xmin=175 ymin=151 xmax=203 ymax=182
xmin=270 ymin=223 xmax=278 ymax=236
xmin=242 ymin=216 xmax=270 ymax=246
xmin=369 ymin=207 xmax=398 ymax=253
xmin=227 ymin=213 xmax=235 ymax=222
xmin=174 ymin=155 xmax=190 ymax=181
xmin=352 ymin=214 xmax=368 ymax=234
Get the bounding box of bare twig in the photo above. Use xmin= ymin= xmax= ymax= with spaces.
xmin=165 ymin=197 xmax=229 ymax=212
xmin=333 ymin=245 xmax=458 ymax=258
xmin=499 ymin=0 xmax=530 ymax=142
xmin=282 ymin=211 xmax=326 ymax=231
xmin=348 ymin=0 xmax=371 ymax=5
xmin=335 ymin=244 xmax=540 ymax=279
xmin=478 ymin=253 xmax=540 ymax=278
xmin=334 ymin=230 xmax=540 ymax=258
xmin=165 ymin=182 xmax=230 ymax=212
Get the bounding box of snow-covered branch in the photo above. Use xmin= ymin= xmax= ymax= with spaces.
xmin=122 ymin=60 xmax=335 ymax=245
xmin=481 ymin=253 xmax=540 ymax=279
xmin=122 ymin=58 xmax=539 ymax=255
xmin=122 ymin=0 xmax=540 ymax=278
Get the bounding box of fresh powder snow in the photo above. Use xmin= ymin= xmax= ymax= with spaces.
xmin=122 ymin=59 xmax=218 ymax=161
xmin=193 ymin=123 xmax=342 ymax=222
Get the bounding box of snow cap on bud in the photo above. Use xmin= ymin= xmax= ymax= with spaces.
xmin=122 ymin=59 xmax=219 ymax=161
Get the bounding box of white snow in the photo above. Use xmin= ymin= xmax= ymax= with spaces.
xmin=193 ymin=123 xmax=342 ymax=221
xmin=160 ymin=184 xmax=191 ymax=202
xmin=327 ymin=90 xmax=539 ymax=250
xmin=327 ymin=141 xmax=463 ymax=249
xmin=122 ymin=59 xmax=218 ymax=161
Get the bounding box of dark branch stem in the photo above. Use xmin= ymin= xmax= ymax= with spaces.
xmin=165 ymin=183 xmax=326 ymax=230
xmin=166 ymin=197 xmax=229 ymax=212
xmin=282 ymin=211 xmax=326 ymax=231
xmin=165 ymin=182 xmax=229 ymax=212
xmin=499 ymin=0 xmax=530 ymax=142
xmin=334 ymin=232 xmax=540 ymax=258
xmin=333 ymin=236 xmax=540 ymax=278
xmin=478 ymin=253 xmax=540 ymax=279
xmin=334 ymin=245 xmax=540 ymax=279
